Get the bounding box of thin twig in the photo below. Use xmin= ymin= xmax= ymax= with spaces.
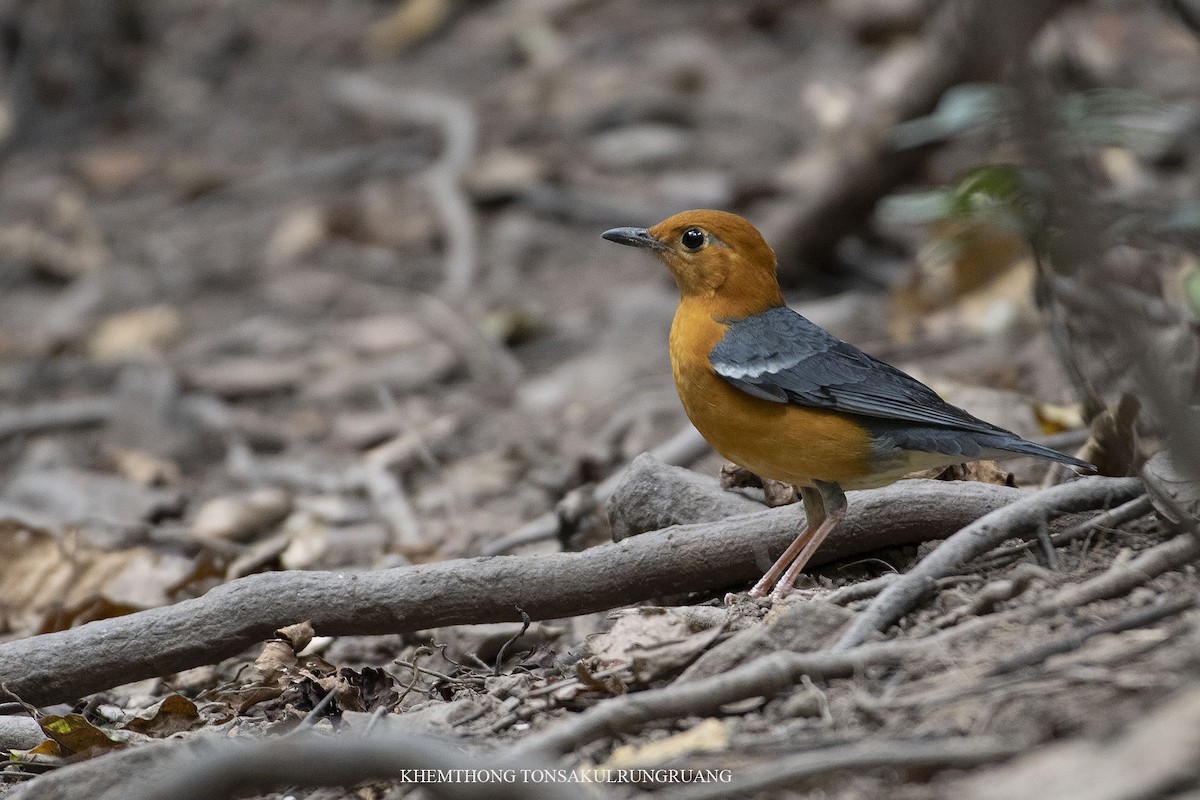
xmin=494 ymin=607 xmax=532 ymax=676
xmin=980 ymin=494 xmax=1154 ymax=567
xmin=1042 ymin=531 xmax=1200 ymax=611
xmin=330 ymin=75 xmax=478 ymax=294
xmin=353 ymin=464 xmax=422 ymax=551
xmin=834 ymin=477 xmax=1145 ymax=650
xmin=825 ymin=574 xmax=898 ymax=605
xmin=292 ymin=689 xmax=337 ymax=732
xmin=988 ymin=596 xmax=1196 ymax=675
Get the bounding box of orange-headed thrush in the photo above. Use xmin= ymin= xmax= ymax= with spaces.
xmin=603 ymin=210 xmax=1094 ymax=600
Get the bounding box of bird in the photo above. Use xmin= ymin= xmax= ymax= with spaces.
xmin=602 ymin=209 xmax=1095 ymax=601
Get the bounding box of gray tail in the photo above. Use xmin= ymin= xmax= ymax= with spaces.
xmin=982 ymin=434 xmax=1097 ymax=474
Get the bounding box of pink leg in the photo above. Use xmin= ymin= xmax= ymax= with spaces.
xmin=771 ymin=481 xmax=848 ymax=600
xmin=748 ymin=489 xmax=825 ymax=598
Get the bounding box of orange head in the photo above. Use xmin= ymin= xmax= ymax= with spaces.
xmin=602 ymin=210 xmax=785 ymax=317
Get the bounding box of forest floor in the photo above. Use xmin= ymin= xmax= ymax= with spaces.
xmin=1 ymin=1 xmax=1200 ymax=798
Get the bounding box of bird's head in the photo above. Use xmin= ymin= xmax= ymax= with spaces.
xmin=602 ymin=210 xmax=784 ymax=316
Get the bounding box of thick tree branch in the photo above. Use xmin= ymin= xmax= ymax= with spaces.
xmin=0 ymin=476 xmax=1023 ymax=706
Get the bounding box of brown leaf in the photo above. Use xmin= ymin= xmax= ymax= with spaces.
xmin=365 ymin=0 xmax=451 ymax=55
xmin=27 ymin=739 xmax=63 ymax=757
xmin=37 ymin=596 xmax=140 ymax=635
xmin=207 ymin=684 xmax=286 ymax=717
xmin=718 ymin=464 xmax=798 ymax=506
xmin=122 ymin=695 xmax=201 ymax=737
xmin=277 ymin=620 xmax=315 ymax=652
xmin=908 ymin=460 xmax=1016 ymax=486
xmin=0 ymin=522 xmax=192 ymax=634
xmin=39 ymin=714 xmax=123 ymax=758
xmin=88 ymin=305 xmax=182 ymax=361
xmin=586 ymin=607 xmax=728 ymax=683
xmin=309 ymin=666 xmax=401 ymax=714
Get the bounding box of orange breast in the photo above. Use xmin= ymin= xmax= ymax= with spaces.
xmin=669 ymin=301 xmax=874 ymax=488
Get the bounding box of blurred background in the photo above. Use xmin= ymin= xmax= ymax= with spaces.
xmin=0 ymin=0 xmax=1198 ymax=651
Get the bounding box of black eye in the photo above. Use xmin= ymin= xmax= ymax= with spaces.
xmin=680 ymin=228 xmax=705 ymax=251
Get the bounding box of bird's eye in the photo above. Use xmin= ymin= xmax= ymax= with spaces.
xmin=680 ymin=228 xmax=705 ymax=251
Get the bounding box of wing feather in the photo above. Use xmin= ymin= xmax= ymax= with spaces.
xmin=709 ymin=307 xmax=1006 ymax=435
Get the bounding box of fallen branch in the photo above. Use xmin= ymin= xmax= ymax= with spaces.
xmin=511 ymin=522 xmax=1190 ymax=762
xmin=0 ymin=478 xmax=1023 ymax=706
xmin=1041 ymin=530 xmax=1200 ymax=612
xmin=10 ymin=728 xmax=568 ymax=800
xmin=0 ymin=397 xmax=114 ymax=442
xmin=510 ymin=630 xmax=954 ymax=760
xmin=834 ymin=477 xmax=1145 ymax=650
xmin=658 ymin=736 xmax=1025 ymax=800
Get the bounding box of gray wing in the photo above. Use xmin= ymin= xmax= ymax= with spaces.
xmin=708 ymin=306 xmax=1007 ymax=435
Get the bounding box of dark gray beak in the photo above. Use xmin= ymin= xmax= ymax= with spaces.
xmin=602 ymin=226 xmax=666 ymax=252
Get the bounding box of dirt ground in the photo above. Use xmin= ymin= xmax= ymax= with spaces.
xmin=1 ymin=0 xmax=1200 ymax=798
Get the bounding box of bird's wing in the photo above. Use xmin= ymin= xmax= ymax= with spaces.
xmin=709 ymin=306 xmax=1005 ymax=435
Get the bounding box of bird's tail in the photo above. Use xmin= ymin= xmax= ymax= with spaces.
xmin=982 ymin=434 xmax=1097 ymax=474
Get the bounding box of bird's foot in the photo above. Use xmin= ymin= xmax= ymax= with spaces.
xmin=725 ymin=591 xmax=772 ymax=608
xmin=770 ymin=585 xmax=818 ymax=603
xmin=769 ymin=575 xmax=821 ymax=602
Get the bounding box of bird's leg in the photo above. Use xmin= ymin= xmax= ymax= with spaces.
xmin=770 ymin=481 xmax=847 ymax=600
xmin=748 ymin=487 xmax=825 ymax=598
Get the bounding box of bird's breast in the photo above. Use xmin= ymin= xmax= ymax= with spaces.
xmin=669 ymin=302 xmax=875 ymax=487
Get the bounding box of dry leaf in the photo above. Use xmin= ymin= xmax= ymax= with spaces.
xmin=107 ymin=447 xmax=181 ymax=488
xmin=264 ymin=207 xmax=327 ymax=268
xmin=278 ymin=620 xmax=316 ymax=652
xmin=0 ymin=521 xmax=193 ymax=634
xmin=366 ymin=0 xmax=452 ymax=55
xmin=122 ymin=695 xmax=201 ymax=737
xmin=600 ymin=718 xmax=729 ymax=770
xmin=908 ymin=460 xmax=1016 ymax=486
xmin=88 ymin=305 xmax=183 ymax=361
xmin=586 ymin=607 xmax=727 ymax=682
xmin=191 ymin=488 xmax=293 ymax=543
xmin=719 ymin=464 xmax=798 ymax=506
xmin=39 ymin=714 xmax=124 ymax=758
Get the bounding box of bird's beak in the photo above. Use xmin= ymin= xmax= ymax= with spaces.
xmin=602 ymin=227 xmax=666 ymax=252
